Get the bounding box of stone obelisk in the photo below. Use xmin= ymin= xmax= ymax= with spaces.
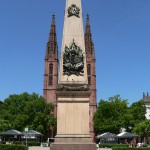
xmin=50 ymin=0 xmax=96 ymax=149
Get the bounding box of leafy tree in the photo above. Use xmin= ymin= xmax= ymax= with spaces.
xmin=121 ymin=113 xmax=134 ymax=132
xmin=0 ymin=101 xmax=3 ymax=110
xmin=48 ymin=116 xmax=57 ymax=138
xmin=94 ymin=95 xmax=129 ymax=134
xmin=129 ymin=100 xmax=146 ymax=127
xmin=0 ymin=92 xmax=56 ymax=134
xmin=0 ymin=119 xmax=11 ymax=131
xmin=133 ymin=120 xmax=150 ymax=143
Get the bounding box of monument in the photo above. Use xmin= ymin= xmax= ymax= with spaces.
xmin=50 ymin=0 xmax=97 ymax=150
xmin=43 ymin=0 xmax=97 ymax=140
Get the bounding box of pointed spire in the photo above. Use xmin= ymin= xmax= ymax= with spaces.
xmin=50 ymin=13 xmax=55 ymax=29
xmin=45 ymin=13 xmax=58 ymax=59
xmin=143 ymin=92 xmax=145 ymax=98
xmin=147 ymin=92 xmax=149 ymax=97
xmin=85 ymin=13 xmax=94 ymax=55
xmin=86 ymin=13 xmax=91 ymax=33
xmin=49 ymin=13 xmax=56 ymax=41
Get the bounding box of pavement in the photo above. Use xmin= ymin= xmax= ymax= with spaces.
xmin=29 ymin=147 xmax=50 ymax=150
xmin=28 ymin=146 xmax=111 ymax=150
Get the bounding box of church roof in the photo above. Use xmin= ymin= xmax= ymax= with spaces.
xmin=142 ymin=97 xmax=150 ymax=103
xmin=142 ymin=92 xmax=150 ymax=103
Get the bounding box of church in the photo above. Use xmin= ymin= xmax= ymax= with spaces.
xmin=43 ymin=0 xmax=97 ymax=141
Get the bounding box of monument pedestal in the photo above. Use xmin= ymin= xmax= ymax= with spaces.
xmin=50 ymin=90 xmax=96 ymax=150
xmin=50 ymin=143 xmax=96 ymax=150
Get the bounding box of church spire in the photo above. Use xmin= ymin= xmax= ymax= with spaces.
xmin=43 ymin=13 xmax=58 ymax=116
xmin=45 ymin=13 xmax=58 ymax=59
xmin=85 ymin=13 xmax=97 ymax=140
xmin=85 ymin=13 xmax=91 ymax=33
xmin=85 ymin=14 xmax=94 ymax=56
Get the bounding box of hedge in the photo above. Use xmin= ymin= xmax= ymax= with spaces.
xmin=112 ymin=148 xmax=150 ymax=150
xmin=99 ymin=144 xmax=128 ymax=148
xmin=0 ymin=144 xmax=28 ymax=150
xmin=24 ymin=141 xmax=41 ymax=146
xmin=3 ymin=141 xmax=41 ymax=146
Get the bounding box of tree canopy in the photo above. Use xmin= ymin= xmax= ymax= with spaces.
xmin=0 ymin=100 xmax=3 ymax=109
xmin=0 ymin=92 xmax=56 ymax=134
xmin=94 ymin=95 xmax=129 ymax=134
xmin=94 ymin=95 xmax=146 ymax=135
xmin=129 ymin=101 xmax=146 ymax=127
xmin=133 ymin=120 xmax=150 ymax=137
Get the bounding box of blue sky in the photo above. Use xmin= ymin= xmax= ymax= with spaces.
xmin=0 ymin=0 xmax=150 ymax=105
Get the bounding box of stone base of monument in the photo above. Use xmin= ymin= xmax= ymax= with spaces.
xmin=55 ymin=134 xmax=92 ymax=142
xmin=50 ymin=143 xmax=96 ymax=150
xmin=50 ymin=134 xmax=96 ymax=150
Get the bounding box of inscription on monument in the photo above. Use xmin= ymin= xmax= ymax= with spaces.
xmin=63 ymin=39 xmax=84 ymax=76
xmin=68 ymin=4 xmax=80 ymax=18
xmin=57 ymin=84 xmax=89 ymax=91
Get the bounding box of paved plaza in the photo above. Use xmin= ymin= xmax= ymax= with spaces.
xmin=29 ymin=146 xmax=111 ymax=150
xmin=29 ymin=146 xmax=49 ymax=150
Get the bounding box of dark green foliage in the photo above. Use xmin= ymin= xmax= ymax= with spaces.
xmin=0 ymin=144 xmax=27 ymax=150
xmin=23 ymin=141 xmax=41 ymax=146
xmin=129 ymin=101 xmax=146 ymax=127
xmin=0 ymin=101 xmax=3 ymax=109
xmin=99 ymin=144 xmax=128 ymax=148
xmin=133 ymin=120 xmax=150 ymax=137
xmin=1 ymin=141 xmax=43 ymax=146
xmin=112 ymin=148 xmax=150 ymax=150
xmin=94 ymin=95 xmax=129 ymax=134
xmin=0 ymin=92 xmax=56 ymax=134
xmin=13 ymin=141 xmax=22 ymax=145
xmin=94 ymin=95 xmax=146 ymax=135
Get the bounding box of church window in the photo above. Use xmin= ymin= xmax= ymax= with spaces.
xmin=87 ymin=64 xmax=91 ymax=75
xmin=49 ymin=64 xmax=53 ymax=85
xmin=49 ymin=64 xmax=53 ymax=74
xmin=49 ymin=75 xmax=53 ymax=85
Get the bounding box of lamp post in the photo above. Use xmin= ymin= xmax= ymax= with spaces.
xmin=24 ymin=127 xmax=29 ymax=147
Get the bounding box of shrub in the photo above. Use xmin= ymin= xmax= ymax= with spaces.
xmin=112 ymin=148 xmax=150 ymax=150
xmin=22 ymin=141 xmax=41 ymax=146
xmin=0 ymin=144 xmax=27 ymax=150
xmin=99 ymin=144 xmax=128 ymax=148
xmin=13 ymin=141 xmax=22 ymax=145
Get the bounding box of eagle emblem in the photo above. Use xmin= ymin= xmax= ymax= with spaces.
xmin=68 ymin=4 xmax=80 ymax=18
xmin=63 ymin=40 xmax=84 ymax=76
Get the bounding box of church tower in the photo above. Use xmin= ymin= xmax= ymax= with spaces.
xmin=85 ymin=14 xmax=97 ymax=140
xmin=43 ymin=14 xmax=58 ymax=116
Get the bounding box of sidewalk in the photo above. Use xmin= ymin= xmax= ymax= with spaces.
xmin=29 ymin=146 xmax=49 ymax=150
xmin=29 ymin=146 xmax=111 ymax=150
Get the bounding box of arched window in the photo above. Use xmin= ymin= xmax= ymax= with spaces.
xmin=49 ymin=64 xmax=53 ymax=85
xmin=49 ymin=64 xmax=53 ymax=74
xmin=87 ymin=64 xmax=91 ymax=75
xmin=49 ymin=75 xmax=53 ymax=85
